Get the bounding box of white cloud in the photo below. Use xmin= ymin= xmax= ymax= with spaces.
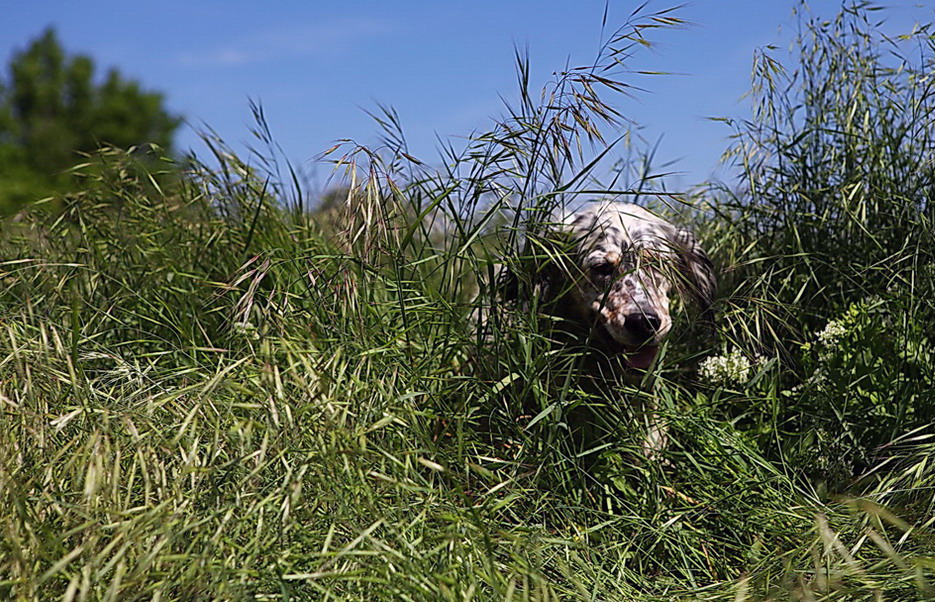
xmin=177 ymin=18 xmax=394 ymax=68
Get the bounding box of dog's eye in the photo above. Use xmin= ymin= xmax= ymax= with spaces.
xmin=590 ymin=261 xmax=615 ymax=277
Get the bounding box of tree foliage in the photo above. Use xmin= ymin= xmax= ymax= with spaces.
xmin=0 ymin=28 xmax=180 ymax=213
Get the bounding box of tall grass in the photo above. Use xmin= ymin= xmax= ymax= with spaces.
xmin=711 ymin=2 xmax=935 ymax=485
xmin=1 ymin=2 xmax=935 ymax=600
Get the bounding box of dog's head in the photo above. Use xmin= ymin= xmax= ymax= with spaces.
xmin=554 ymin=201 xmax=715 ymax=369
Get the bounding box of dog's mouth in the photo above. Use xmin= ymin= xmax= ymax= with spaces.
xmin=595 ymin=324 xmax=659 ymax=370
xmin=622 ymin=345 xmax=659 ymax=370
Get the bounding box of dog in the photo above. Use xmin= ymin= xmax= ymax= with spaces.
xmin=547 ymin=200 xmax=715 ymax=366
xmin=489 ymin=200 xmax=716 ymax=456
xmin=495 ymin=201 xmax=715 ymax=364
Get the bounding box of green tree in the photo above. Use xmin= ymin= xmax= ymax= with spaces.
xmin=0 ymin=28 xmax=181 ymax=213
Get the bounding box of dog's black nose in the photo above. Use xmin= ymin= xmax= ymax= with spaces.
xmin=624 ymin=312 xmax=661 ymax=342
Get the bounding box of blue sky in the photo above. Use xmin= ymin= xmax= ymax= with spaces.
xmin=3 ymin=1 xmax=932 ymax=190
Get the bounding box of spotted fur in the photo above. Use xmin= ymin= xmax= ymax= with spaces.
xmin=482 ymin=200 xmax=716 ymax=459
xmin=548 ymin=200 xmax=715 ymax=369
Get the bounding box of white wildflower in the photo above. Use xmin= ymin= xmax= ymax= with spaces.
xmin=806 ymin=367 xmax=828 ymax=387
xmin=816 ymin=320 xmax=847 ymax=347
xmin=698 ymin=348 xmax=754 ymax=386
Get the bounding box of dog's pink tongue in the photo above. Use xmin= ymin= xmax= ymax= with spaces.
xmin=627 ymin=346 xmax=658 ymax=370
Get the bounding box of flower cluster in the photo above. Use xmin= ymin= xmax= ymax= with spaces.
xmin=816 ymin=319 xmax=848 ymax=347
xmin=698 ymin=348 xmax=754 ymax=386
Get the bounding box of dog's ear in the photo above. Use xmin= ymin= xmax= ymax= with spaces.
xmin=671 ymin=226 xmax=716 ymax=321
xmin=491 ymin=261 xmax=520 ymax=303
xmin=489 ymin=241 xmax=566 ymax=307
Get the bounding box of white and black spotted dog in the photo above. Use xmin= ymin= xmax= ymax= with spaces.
xmin=543 ymin=200 xmax=716 ymax=370
xmin=482 ymin=200 xmax=715 ymax=457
